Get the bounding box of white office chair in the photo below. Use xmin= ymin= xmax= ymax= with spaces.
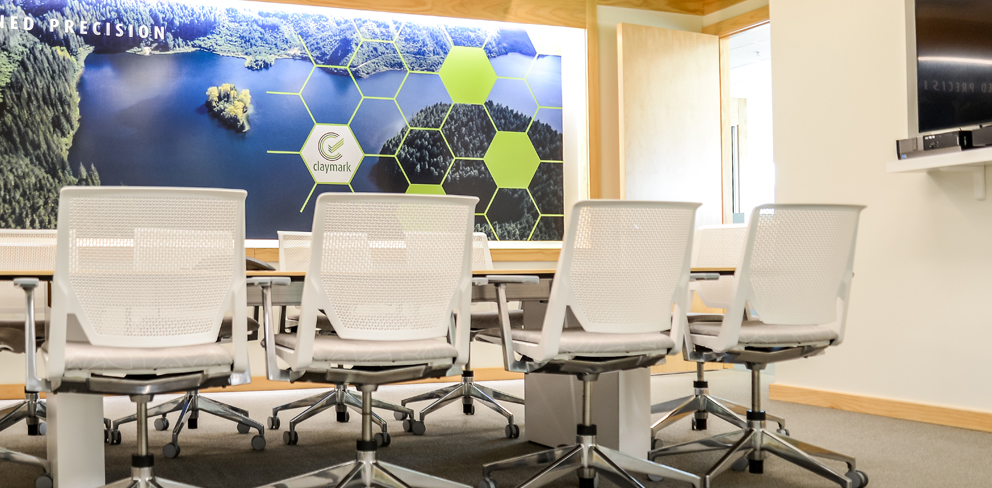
xmin=0 ymin=230 xmax=56 ymax=438
xmin=1 ymin=276 xmax=52 ymax=488
xmin=257 ymin=193 xmax=475 ymax=488
xmin=265 ymin=230 xmax=414 ymax=447
xmin=396 ymin=232 xmax=526 ymax=438
xmin=650 ymin=225 xmax=787 ymax=445
xmin=650 ymin=204 xmax=868 ymax=488
xmin=43 ymin=187 xmax=263 ymax=488
xmin=477 ymin=200 xmax=702 ymax=488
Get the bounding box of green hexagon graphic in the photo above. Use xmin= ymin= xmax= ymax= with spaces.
xmin=301 ymin=124 xmax=363 ymax=184
xmin=484 ymin=132 xmax=541 ymax=188
xmin=406 ymin=184 xmax=446 ymax=195
xmin=439 ymin=47 xmax=497 ymax=105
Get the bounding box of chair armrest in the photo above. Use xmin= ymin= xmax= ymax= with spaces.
xmin=486 ymin=275 xmax=540 ymax=285
xmin=472 ymin=277 xmax=489 ymax=286
xmin=14 ymin=278 xmax=48 ymax=393
xmin=247 ymin=277 xmax=297 ymax=382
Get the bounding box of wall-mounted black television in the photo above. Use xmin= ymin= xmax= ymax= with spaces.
xmin=916 ymin=0 xmax=992 ymax=133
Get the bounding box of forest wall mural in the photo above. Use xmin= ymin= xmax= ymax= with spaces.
xmin=0 ymin=0 xmax=565 ymax=240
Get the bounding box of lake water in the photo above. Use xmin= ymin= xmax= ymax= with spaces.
xmin=68 ymin=51 xmax=351 ymax=238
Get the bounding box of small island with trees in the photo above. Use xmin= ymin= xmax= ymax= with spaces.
xmin=205 ymin=84 xmax=251 ymax=132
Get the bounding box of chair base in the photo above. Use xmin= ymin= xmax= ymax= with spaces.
xmin=268 ymin=384 xmax=412 ymax=446
xmin=0 ymin=392 xmax=47 ymax=435
xmin=650 ymin=391 xmax=787 ymax=440
xmin=481 ymin=432 xmax=699 ymax=488
xmin=649 ymin=423 xmax=864 ymax=488
xmin=257 ymin=449 xmax=472 ymax=488
xmin=401 ymin=371 xmax=524 ymax=435
xmin=107 ymin=391 xmax=265 ymax=456
xmin=0 ymin=445 xmax=51 ymax=488
xmin=102 ymin=465 xmax=199 ymax=488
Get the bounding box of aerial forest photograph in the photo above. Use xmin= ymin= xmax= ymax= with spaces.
xmin=0 ymin=0 xmax=565 ymax=239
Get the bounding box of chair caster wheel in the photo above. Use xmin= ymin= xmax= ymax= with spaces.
xmin=776 ymin=428 xmax=790 ymax=436
xmin=578 ymin=474 xmax=599 ymax=488
xmin=267 ymin=416 xmax=280 ymax=430
xmin=188 ymin=418 xmax=198 ymax=429
xmin=106 ymin=429 xmax=122 ymax=445
xmin=846 ymin=470 xmax=869 ymax=488
xmin=394 ymin=411 xmax=408 ymax=421
xmin=404 ymin=420 xmax=425 ymax=435
xmin=284 ymin=431 xmax=299 ymax=445
xmin=748 ymin=459 xmax=763 ymax=474
xmin=237 ymin=422 xmax=252 ymax=434
xmin=337 ymin=411 xmax=350 ymax=423
xmin=691 ymin=418 xmax=707 ymax=431
xmin=647 ymin=474 xmax=663 ymax=482
xmin=731 ymin=457 xmax=749 ymax=472
xmin=163 ymin=442 xmax=180 ymax=459
xmin=504 ymin=424 xmax=520 ymax=439
xmin=37 ymin=422 xmax=46 ymax=436
xmin=651 ymin=438 xmax=662 ymax=450
xmin=34 ymin=473 xmax=53 ymax=488
xmin=463 ymin=404 xmax=475 ymax=415
xmin=478 ymin=479 xmax=498 ymax=488
xmin=251 ymin=434 xmax=266 ymax=451
xmin=375 ymin=432 xmax=391 ymax=447
xmin=154 ymin=417 xmax=170 ymax=431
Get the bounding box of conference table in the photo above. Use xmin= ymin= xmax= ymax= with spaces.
xmin=0 ymin=267 xmax=734 ymax=487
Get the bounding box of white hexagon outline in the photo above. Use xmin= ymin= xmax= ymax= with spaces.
xmin=301 ymin=124 xmax=365 ymax=185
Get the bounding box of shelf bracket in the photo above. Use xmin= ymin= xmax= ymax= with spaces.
xmin=938 ymin=165 xmax=986 ymax=200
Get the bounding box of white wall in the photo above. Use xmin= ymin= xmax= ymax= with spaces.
xmin=771 ymin=0 xmax=992 ymax=412
xmin=597 ymin=6 xmax=702 ymax=199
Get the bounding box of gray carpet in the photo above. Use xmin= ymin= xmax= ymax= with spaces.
xmin=2 ymin=370 xmax=991 ymax=487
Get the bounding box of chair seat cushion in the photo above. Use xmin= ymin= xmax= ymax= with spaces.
xmin=284 ymin=310 xmax=332 ymax=329
xmin=687 ymin=313 xmax=724 ymax=323
xmin=0 ymin=326 xmax=25 ymax=354
xmin=479 ymin=328 xmax=675 ymax=355
xmin=54 ymin=342 xmax=233 ymax=371
xmin=274 ymin=333 xmax=458 ymax=364
xmin=218 ymin=317 xmax=260 ymax=340
xmin=690 ymin=321 xmax=838 ymax=345
xmin=470 ymin=309 xmax=524 ymax=330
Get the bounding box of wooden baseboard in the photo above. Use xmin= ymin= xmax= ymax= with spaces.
xmin=769 ymin=383 xmax=992 ymax=434
xmin=0 ymin=368 xmax=524 ymax=400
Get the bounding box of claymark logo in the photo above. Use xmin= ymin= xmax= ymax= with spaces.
xmin=301 ymin=125 xmax=363 ymax=185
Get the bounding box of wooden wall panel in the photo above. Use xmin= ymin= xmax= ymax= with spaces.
xmin=702 ymin=5 xmax=770 ymax=37
xmin=254 ymin=0 xmax=586 ymax=28
xmin=617 ymin=24 xmax=722 ymax=225
xmin=587 ymin=0 xmax=602 ymax=199
xmin=597 ymin=0 xmax=749 ymax=16
xmin=701 ymin=0 xmax=751 ymax=15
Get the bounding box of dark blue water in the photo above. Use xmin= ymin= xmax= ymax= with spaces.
xmin=396 ymin=73 xmax=450 ymax=122
xmin=534 ymin=108 xmax=563 ymax=133
xmin=488 ymin=78 xmax=537 ymax=116
xmin=67 ymin=51 xmax=329 ymax=238
xmin=350 ymin=98 xmax=407 ymax=155
xmin=527 ymin=55 xmax=562 ymax=107
xmin=303 ymin=68 xmax=362 ymax=125
xmin=355 ymin=70 xmax=407 ymax=98
xmin=490 ymin=53 xmax=534 ymax=79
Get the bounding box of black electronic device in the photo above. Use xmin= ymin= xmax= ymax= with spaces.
xmin=972 ymin=126 xmax=992 ymax=147
xmin=916 ymin=0 xmax=992 ymax=133
xmin=923 ymin=130 xmax=971 ymax=151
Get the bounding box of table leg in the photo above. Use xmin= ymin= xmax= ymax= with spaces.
xmin=48 ymin=393 xmax=104 ymax=488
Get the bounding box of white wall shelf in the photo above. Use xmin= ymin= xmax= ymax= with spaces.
xmin=887 ymin=145 xmax=992 ymax=200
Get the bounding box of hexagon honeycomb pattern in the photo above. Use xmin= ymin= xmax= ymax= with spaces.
xmin=269 ymin=15 xmax=564 ymax=241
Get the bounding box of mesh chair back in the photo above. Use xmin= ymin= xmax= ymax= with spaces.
xmin=0 ymin=230 xmax=56 ymax=315
xmin=472 ymin=233 xmax=494 ymax=270
xmin=692 ymin=225 xmax=747 ymax=309
xmin=53 ymin=187 xmax=246 ymax=348
xmin=547 ymin=201 xmax=699 ymax=336
xmin=278 ymin=231 xmax=312 ymax=272
xmin=303 ymin=193 xmax=476 ymax=341
xmin=737 ymin=204 xmax=864 ymax=326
